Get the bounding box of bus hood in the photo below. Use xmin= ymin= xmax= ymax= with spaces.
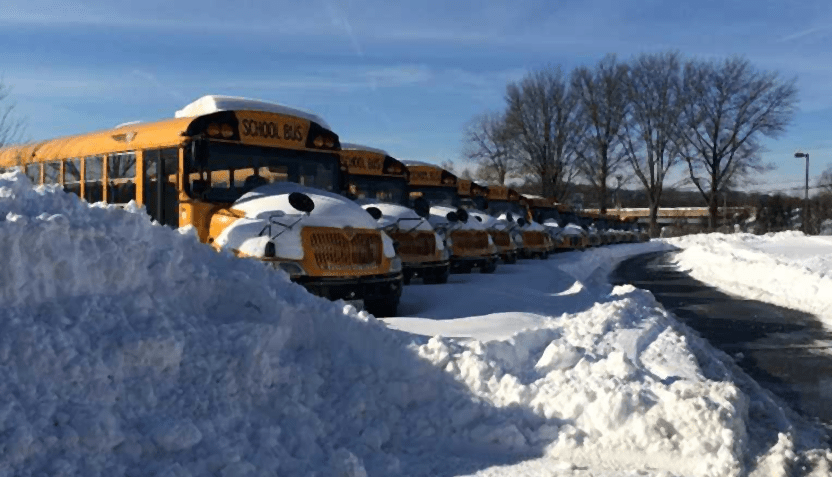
xmin=215 ymin=183 xmax=395 ymax=260
xmin=466 ymin=209 xmax=514 ymax=231
xmin=561 ymin=224 xmax=587 ymax=237
xmin=359 ymin=201 xmax=434 ymax=233
xmin=428 ymin=205 xmax=488 ymax=231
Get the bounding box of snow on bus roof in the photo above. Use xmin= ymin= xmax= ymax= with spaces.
xmin=341 ymin=143 xmax=391 ymax=157
xmin=400 ymin=160 xmax=442 ymax=168
xmin=174 ymin=95 xmax=332 ymax=130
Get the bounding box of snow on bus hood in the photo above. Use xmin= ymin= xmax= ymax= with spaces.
xmin=466 ymin=209 xmax=514 ymax=231
xmin=358 ymin=201 xmax=434 ymax=233
xmin=358 ymin=201 xmax=444 ymax=252
xmin=561 ymin=223 xmax=587 ymax=237
xmin=428 ymin=205 xmax=488 ymax=231
xmin=541 ymin=220 xmax=563 ymax=235
xmin=494 ymin=212 xmax=547 ymax=232
xmin=215 ymin=183 xmax=395 ymax=260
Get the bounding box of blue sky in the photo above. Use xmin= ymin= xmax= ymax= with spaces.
xmin=2 ymin=0 xmax=832 ymax=195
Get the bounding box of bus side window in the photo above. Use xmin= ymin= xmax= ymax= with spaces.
xmin=44 ymin=161 xmax=62 ymax=185
xmin=64 ymin=158 xmax=82 ymax=196
xmin=25 ymin=164 xmax=41 ymax=184
xmin=107 ymin=152 xmax=137 ymax=204
xmin=85 ymin=156 xmax=103 ymax=203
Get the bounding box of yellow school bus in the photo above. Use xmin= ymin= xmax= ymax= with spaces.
xmin=403 ymin=162 xmax=498 ymax=273
xmin=458 ymin=180 xmax=520 ymax=263
xmin=339 ymin=144 xmax=451 ymax=284
xmin=486 ymin=186 xmax=552 ymax=259
xmin=524 ymin=196 xmax=574 ymax=252
xmin=0 ymin=96 xmax=404 ymax=316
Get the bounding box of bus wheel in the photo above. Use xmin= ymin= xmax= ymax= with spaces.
xmin=480 ymin=260 xmax=497 ymax=274
xmin=365 ymin=295 xmax=400 ymax=317
xmin=504 ymin=253 xmax=517 ymax=264
xmin=403 ymin=271 xmax=413 ymax=285
xmin=424 ymin=266 xmax=450 ymax=284
xmin=540 ymin=251 xmax=549 ymax=260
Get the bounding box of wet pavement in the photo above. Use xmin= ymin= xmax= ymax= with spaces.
xmin=611 ymin=251 xmax=832 ymax=433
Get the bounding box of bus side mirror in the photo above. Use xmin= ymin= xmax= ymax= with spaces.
xmin=413 ymin=197 xmax=430 ymax=218
xmin=518 ymin=218 xmax=527 ymax=227
xmin=456 ymin=208 xmax=469 ymax=223
xmin=446 ymin=212 xmax=458 ymax=223
xmin=506 ymin=212 xmax=514 ymax=223
xmin=365 ymin=207 xmax=382 ymax=220
xmin=288 ymin=192 xmax=315 ymax=214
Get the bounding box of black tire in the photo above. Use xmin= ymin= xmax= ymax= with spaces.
xmin=504 ymin=252 xmax=517 ymax=264
xmin=402 ymin=271 xmax=412 ymax=285
xmin=453 ymin=263 xmax=472 ymax=274
xmin=424 ymin=265 xmax=450 ymax=284
xmin=480 ymin=260 xmax=497 ymax=274
xmin=540 ymin=251 xmax=549 ymax=260
xmin=364 ymin=295 xmax=400 ymax=317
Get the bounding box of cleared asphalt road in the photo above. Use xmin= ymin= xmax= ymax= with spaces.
xmin=612 ymin=251 xmax=832 ymax=433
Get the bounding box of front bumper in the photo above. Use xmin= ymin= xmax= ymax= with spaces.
xmin=404 ymin=259 xmax=451 ymax=272
xmin=451 ymin=254 xmax=499 ymax=270
xmin=294 ymin=272 xmax=404 ymax=302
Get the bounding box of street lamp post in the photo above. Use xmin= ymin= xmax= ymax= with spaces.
xmin=794 ymin=152 xmax=809 ymax=233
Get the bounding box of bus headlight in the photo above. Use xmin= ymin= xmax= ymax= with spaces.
xmin=273 ymin=261 xmax=307 ymax=277
xmin=390 ymin=257 xmax=402 ymax=273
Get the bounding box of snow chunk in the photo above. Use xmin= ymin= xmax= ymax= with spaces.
xmin=174 ymin=95 xmax=331 ymax=129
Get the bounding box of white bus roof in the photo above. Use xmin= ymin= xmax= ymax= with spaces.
xmin=175 ymin=95 xmax=332 ymax=130
xmin=341 ymin=143 xmax=391 ymax=157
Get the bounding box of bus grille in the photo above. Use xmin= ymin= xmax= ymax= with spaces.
xmin=450 ymin=230 xmax=489 ymax=255
xmin=389 ymin=231 xmax=436 ymax=258
xmin=305 ymin=228 xmax=383 ymax=272
xmin=523 ymin=231 xmax=546 ymax=248
xmin=491 ymin=231 xmax=511 ymax=248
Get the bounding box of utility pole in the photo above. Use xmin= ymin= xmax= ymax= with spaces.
xmin=794 ymin=152 xmax=809 ymax=234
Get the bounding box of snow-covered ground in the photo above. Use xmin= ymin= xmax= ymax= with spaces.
xmin=1 ymin=171 xmax=830 ymax=476
xmin=667 ymin=232 xmax=832 ymax=324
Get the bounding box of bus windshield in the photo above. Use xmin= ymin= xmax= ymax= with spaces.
xmin=188 ymin=141 xmax=340 ymax=203
xmin=346 ymin=175 xmax=408 ymax=206
xmin=533 ymin=208 xmax=560 ymax=223
xmin=561 ymin=212 xmax=582 ymax=228
xmin=461 ymin=196 xmax=488 ymax=211
xmin=408 ymin=186 xmax=459 ymax=208
xmin=488 ymin=200 xmax=526 ymax=218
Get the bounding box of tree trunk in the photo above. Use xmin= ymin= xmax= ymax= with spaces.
xmin=599 ymin=180 xmax=608 ymax=214
xmin=649 ymin=201 xmax=660 ymax=237
xmin=708 ymin=189 xmax=718 ymax=230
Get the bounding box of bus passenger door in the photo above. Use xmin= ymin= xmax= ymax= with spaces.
xmin=143 ymin=148 xmax=179 ymax=227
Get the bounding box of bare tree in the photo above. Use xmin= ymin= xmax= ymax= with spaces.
xmin=503 ymin=66 xmax=578 ymax=201
xmin=621 ymin=51 xmax=685 ymax=236
xmin=818 ymin=163 xmax=832 ymax=194
xmin=572 ymin=55 xmax=630 ymax=213
xmin=439 ymin=159 xmax=456 ymax=173
xmin=463 ymin=112 xmax=516 ymax=185
xmin=680 ymin=57 xmax=798 ymax=229
xmin=0 ymin=81 xmax=25 ymax=149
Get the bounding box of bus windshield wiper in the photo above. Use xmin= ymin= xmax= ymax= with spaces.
xmin=259 ymin=212 xmax=305 ymax=240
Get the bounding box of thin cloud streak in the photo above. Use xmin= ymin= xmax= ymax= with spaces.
xmin=777 ymin=26 xmax=831 ymax=43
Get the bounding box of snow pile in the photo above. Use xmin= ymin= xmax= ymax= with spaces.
xmin=0 ymin=171 xmax=820 ymax=476
xmin=667 ymin=232 xmax=832 ymax=320
xmin=415 ymin=285 xmax=751 ymax=476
